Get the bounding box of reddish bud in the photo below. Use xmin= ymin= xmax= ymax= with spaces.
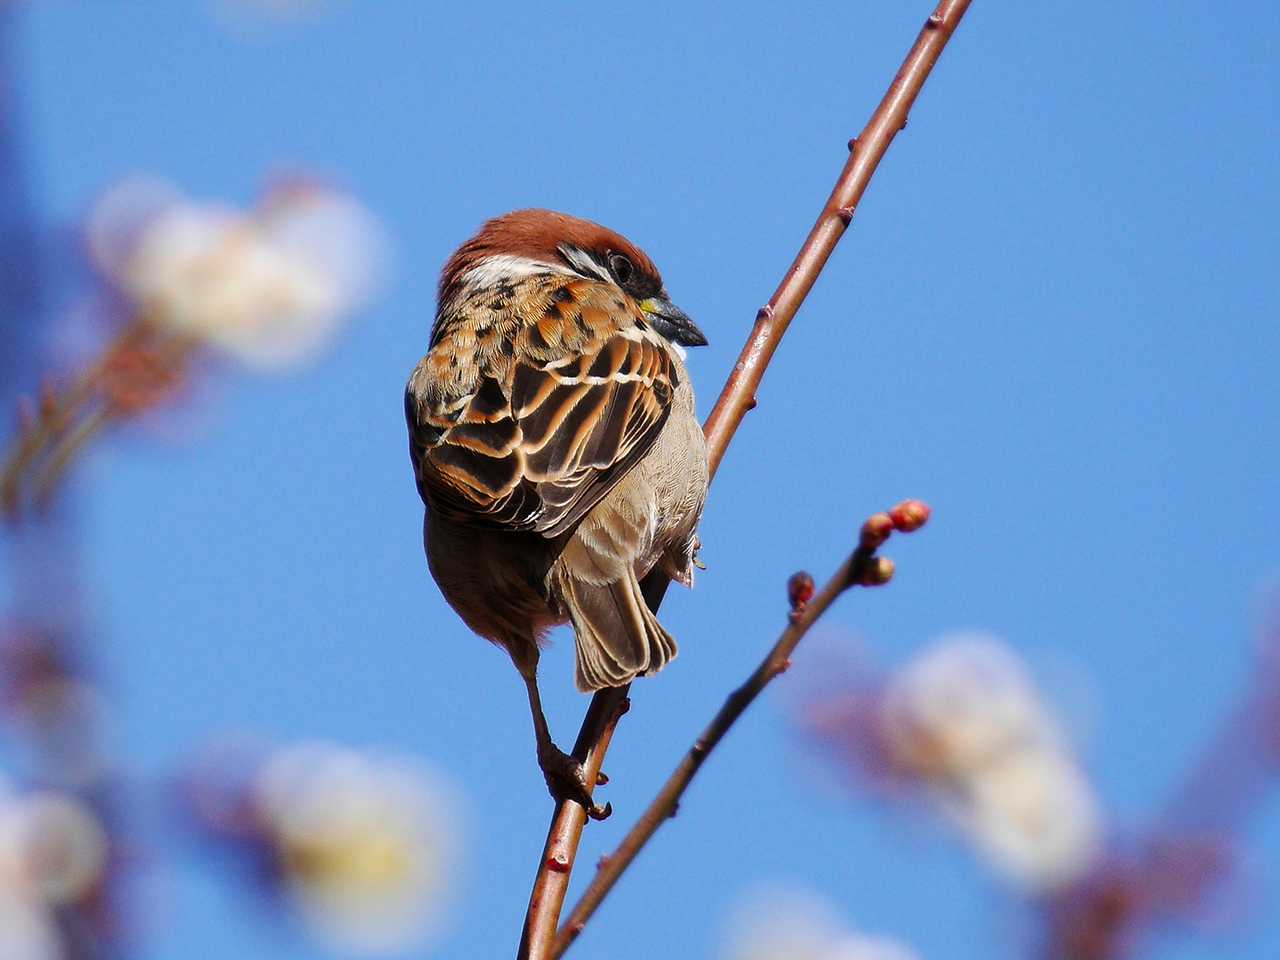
xmin=101 ymin=344 xmax=188 ymax=417
xmin=787 ymin=571 xmax=815 ymax=610
xmin=545 ymin=853 xmax=570 ymax=874
xmin=861 ymin=513 xmax=894 ymax=548
xmin=889 ymin=499 xmax=931 ymax=533
xmin=858 ymin=557 xmax=895 ymax=587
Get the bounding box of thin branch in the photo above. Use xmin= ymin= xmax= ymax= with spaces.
xmin=1 ymin=316 xmax=151 ymax=516
xmin=552 ymin=507 xmax=930 ymax=956
xmin=516 ymin=691 xmax=628 ymax=959
xmin=702 ymin=0 xmax=974 ymax=481
xmin=0 ymin=314 xmax=195 ymax=517
xmin=517 ymin=1 xmax=973 ymax=955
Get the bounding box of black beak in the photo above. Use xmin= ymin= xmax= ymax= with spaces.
xmin=643 ymin=295 xmax=708 ymax=348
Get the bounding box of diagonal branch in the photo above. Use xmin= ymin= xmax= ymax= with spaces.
xmin=517 ymin=2 xmax=973 ymax=956
xmin=552 ymin=505 xmax=931 ymax=957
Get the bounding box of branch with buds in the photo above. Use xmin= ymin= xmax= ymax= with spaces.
xmin=518 ymin=1 xmax=972 ymax=956
xmin=1 ymin=317 xmax=196 ymax=517
xmin=552 ymin=502 xmax=931 ymax=956
xmin=0 ymin=179 xmax=382 ymax=519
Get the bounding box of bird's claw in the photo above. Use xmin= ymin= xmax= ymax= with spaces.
xmin=539 ymin=745 xmax=611 ymax=821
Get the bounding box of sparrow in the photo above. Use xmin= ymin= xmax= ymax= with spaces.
xmin=405 ymin=209 xmax=709 ymax=812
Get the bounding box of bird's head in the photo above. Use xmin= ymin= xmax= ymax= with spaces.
xmin=436 ymin=209 xmax=707 ymax=348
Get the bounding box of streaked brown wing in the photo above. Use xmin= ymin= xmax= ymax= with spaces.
xmin=406 ymin=278 xmax=676 ymax=537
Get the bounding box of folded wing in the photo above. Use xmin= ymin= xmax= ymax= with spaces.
xmin=407 ymin=278 xmax=677 ymax=539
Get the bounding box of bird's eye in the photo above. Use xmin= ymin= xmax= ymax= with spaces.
xmin=608 ymin=253 xmax=634 ymax=286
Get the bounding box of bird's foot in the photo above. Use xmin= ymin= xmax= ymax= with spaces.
xmin=538 ymin=743 xmax=611 ymax=821
xmin=692 ymin=535 xmax=706 ymax=571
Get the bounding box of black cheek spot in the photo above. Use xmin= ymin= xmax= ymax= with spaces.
xmin=489 ymin=298 xmax=508 ymax=311
xmin=552 ymin=287 xmax=575 ymax=304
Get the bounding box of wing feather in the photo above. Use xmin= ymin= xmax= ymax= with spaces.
xmin=406 ymin=276 xmax=677 ymax=537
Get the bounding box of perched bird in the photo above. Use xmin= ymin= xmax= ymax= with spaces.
xmin=405 ymin=210 xmax=709 ymax=812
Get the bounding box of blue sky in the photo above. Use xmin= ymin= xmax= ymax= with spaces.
xmin=4 ymin=1 xmax=1280 ymax=958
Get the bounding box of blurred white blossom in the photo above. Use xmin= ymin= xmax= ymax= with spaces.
xmin=721 ymin=884 xmax=919 ymax=960
xmin=250 ymin=741 xmax=461 ymax=954
xmin=87 ymin=177 xmax=385 ymax=367
xmin=0 ymin=780 xmax=110 ymax=960
xmin=0 ymin=897 xmax=59 ymax=960
xmin=961 ymin=746 xmax=1101 ymax=890
xmin=879 ymin=634 xmax=1102 ymax=891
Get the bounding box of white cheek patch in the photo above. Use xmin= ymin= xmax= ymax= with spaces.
xmin=460 ymin=255 xmax=574 ymax=290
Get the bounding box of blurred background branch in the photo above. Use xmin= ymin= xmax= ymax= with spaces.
xmin=1 ymin=6 xmax=129 ymax=956
xmin=1 ymin=178 xmax=384 ymax=518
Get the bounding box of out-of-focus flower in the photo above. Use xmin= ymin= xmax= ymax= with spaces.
xmin=720 ymin=884 xmax=920 ymax=960
xmin=874 ymin=635 xmax=1101 ymax=891
xmin=961 ymin=743 xmax=1101 ymax=890
xmin=0 ymin=176 xmax=386 ymax=516
xmin=0 ymin=896 xmax=59 ymax=960
xmin=87 ymin=176 xmax=385 ymax=368
xmin=0 ymin=781 xmax=111 ymax=960
xmin=879 ymin=634 xmax=1057 ymax=781
xmin=806 ymin=633 xmax=1102 ymax=893
xmin=181 ymin=737 xmax=463 ymax=954
xmin=1 ymin=791 xmax=111 ymax=904
xmin=257 ymin=743 xmax=458 ymax=953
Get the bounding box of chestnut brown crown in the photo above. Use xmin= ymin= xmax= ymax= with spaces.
xmin=438 ymin=208 xmax=662 ymax=302
xmin=434 ymin=209 xmax=706 ymax=349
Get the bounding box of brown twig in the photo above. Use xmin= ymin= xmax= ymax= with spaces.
xmin=552 ymin=508 xmax=928 ymax=956
xmin=1 ymin=319 xmax=147 ymax=516
xmin=516 ymin=2 xmax=972 ymax=955
xmin=1 ymin=314 xmax=194 ymax=517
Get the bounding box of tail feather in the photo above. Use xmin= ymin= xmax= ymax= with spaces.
xmin=562 ymin=572 xmax=678 ymax=692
